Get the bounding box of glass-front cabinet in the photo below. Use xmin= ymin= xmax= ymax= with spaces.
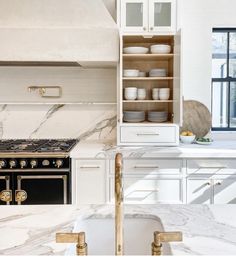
xmin=120 ymin=0 xmax=176 ymax=34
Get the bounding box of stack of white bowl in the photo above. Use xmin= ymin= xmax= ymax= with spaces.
xmin=123 ymin=69 xmax=139 ymax=77
xmin=148 ymin=111 xmax=168 ymax=122
xmin=150 ymin=44 xmax=171 ymax=54
xmin=124 ymin=87 xmax=137 ymax=100
xmin=123 ymin=111 xmax=145 ymax=123
xmin=149 ymin=69 xmax=167 ymax=77
xmin=123 ymin=47 xmax=149 ymax=54
xmin=137 ymin=88 xmax=146 ymax=100
xmin=159 ymin=88 xmax=170 ymax=100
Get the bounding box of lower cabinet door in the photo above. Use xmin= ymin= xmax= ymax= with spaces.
xmin=0 ymin=175 xmax=12 ymax=205
xmin=76 ymin=160 xmax=106 ymax=204
xmin=110 ymin=176 xmax=182 ymax=204
xmin=187 ymin=179 xmax=212 ymax=204
xmin=213 ymin=178 xmax=236 ymax=204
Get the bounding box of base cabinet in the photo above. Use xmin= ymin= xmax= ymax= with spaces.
xmin=75 ymin=160 xmax=107 ymax=204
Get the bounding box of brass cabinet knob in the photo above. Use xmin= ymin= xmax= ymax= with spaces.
xmin=143 ymin=27 xmax=147 ymax=31
xmin=0 ymin=160 xmax=6 ymax=169
xmin=150 ymin=27 xmax=154 ymax=30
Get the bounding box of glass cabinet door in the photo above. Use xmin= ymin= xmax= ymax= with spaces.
xmin=121 ymin=0 xmax=148 ymax=33
xmin=149 ymin=0 xmax=176 ymax=33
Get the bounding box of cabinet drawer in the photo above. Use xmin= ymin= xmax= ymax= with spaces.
xmin=109 ymin=176 xmax=182 ymax=204
xmin=110 ymin=159 xmax=182 ymax=174
xmin=120 ymin=126 xmax=177 ymax=144
xmin=187 ymin=159 xmax=236 ymax=175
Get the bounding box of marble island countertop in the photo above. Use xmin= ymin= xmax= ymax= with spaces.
xmin=0 ymin=204 xmax=236 ymax=255
xmin=70 ymin=140 xmax=236 ymax=159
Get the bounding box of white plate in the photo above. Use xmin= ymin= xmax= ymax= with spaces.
xmin=195 ymin=140 xmax=213 ymax=145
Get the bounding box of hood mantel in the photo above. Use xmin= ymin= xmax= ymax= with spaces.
xmin=0 ymin=0 xmax=119 ymax=67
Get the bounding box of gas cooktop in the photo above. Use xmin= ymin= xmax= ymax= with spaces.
xmin=0 ymin=139 xmax=78 ymax=153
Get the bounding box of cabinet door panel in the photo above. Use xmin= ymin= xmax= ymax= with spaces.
xmin=121 ymin=0 xmax=148 ymax=33
xmin=214 ymin=179 xmax=236 ymax=204
xmin=187 ymin=179 xmax=212 ymax=204
xmin=76 ymin=160 xmax=106 ymax=204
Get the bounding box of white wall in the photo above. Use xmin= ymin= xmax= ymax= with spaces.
xmin=180 ymin=0 xmax=236 ymax=110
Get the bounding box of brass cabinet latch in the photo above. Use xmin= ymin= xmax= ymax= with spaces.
xmin=56 ymin=232 xmax=87 ymax=256
xmin=0 ymin=190 xmax=12 ymax=202
xmin=152 ymin=231 xmax=183 ymax=255
xmin=15 ymin=190 xmax=27 ymax=203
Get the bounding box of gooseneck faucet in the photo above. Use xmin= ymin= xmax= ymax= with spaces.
xmin=115 ymin=153 xmax=124 ymax=255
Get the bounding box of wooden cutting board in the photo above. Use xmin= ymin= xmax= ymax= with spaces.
xmin=180 ymin=100 xmax=212 ymax=137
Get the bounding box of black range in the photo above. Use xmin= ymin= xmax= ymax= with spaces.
xmin=0 ymin=139 xmax=77 ymax=205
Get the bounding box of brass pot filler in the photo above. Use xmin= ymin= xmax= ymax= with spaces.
xmin=56 ymin=153 xmax=183 ymax=255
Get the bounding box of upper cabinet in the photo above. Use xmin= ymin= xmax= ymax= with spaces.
xmin=120 ymin=0 xmax=176 ymax=34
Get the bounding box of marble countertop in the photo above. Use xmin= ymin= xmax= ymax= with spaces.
xmin=0 ymin=204 xmax=236 ymax=255
xmin=70 ymin=140 xmax=236 ymax=159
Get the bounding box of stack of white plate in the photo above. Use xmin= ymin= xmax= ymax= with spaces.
xmin=123 ymin=47 xmax=149 ymax=54
xmin=148 ymin=111 xmax=168 ymax=122
xmin=123 ymin=69 xmax=139 ymax=77
xmin=149 ymin=69 xmax=167 ymax=77
xmin=150 ymin=44 xmax=171 ymax=54
xmin=123 ymin=111 xmax=145 ymax=123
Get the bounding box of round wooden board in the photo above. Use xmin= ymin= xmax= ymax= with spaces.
xmin=181 ymin=100 xmax=212 ymax=138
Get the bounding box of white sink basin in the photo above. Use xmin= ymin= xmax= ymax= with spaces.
xmin=66 ymin=216 xmax=171 ymax=255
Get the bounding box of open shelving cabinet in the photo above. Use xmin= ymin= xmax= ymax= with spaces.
xmin=117 ymin=33 xmax=182 ymax=146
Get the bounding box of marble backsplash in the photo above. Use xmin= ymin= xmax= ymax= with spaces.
xmin=0 ymin=104 xmax=117 ymax=141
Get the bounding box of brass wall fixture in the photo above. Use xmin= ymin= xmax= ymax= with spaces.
xmin=28 ymin=86 xmax=62 ymax=98
xmin=115 ymin=153 xmax=124 ymax=256
xmin=152 ymin=231 xmax=183 ymax=255
xmin=56 ymin=232 xmax=87 ymax=256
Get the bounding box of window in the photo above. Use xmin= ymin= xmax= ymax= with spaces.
xmin=212 ymin=28 xmax=236 ymax=130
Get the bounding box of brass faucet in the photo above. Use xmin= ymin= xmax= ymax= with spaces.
xmin=56 ymin=232 xmax=87 ymax=255
xmin=115 ymin=153 xmax=124 ymax=255
xmin=152 ymin=231 xmax=183 ymax=255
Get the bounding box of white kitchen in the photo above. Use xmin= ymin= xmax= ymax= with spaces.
xmin=0 ymin=0 xmax=236 ymax=256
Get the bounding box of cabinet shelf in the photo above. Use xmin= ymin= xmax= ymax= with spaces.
xmin=123 ymin=100 xmax=173 ymax=103
xmin=123 ymin=54 xmax=174 ymax=61
xmin=123 ymin=77 xmax=173 ymax=81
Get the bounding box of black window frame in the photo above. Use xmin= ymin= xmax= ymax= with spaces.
xmin=212 ymin=28 xmax=236 ymax=131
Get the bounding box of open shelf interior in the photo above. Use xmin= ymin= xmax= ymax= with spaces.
xmin=121 ymin=35 xmax=175 ymax=125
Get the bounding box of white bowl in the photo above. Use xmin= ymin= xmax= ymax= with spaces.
xmin=123 ymin=69 xmax=139 ymax=77
xmin=159 ymin=88 xmax=170 ymax=93
xmin=123 ymin=47 xmax=149 ymax=54
xmin=149 ymin=69 xmax=167 ymax=77
xmin=159 ymin=94 xmax=170 ymax=100
xmin=150 ymin=44 xmax=171 ymax=54
xmin=138 ymin=71 xmax=146 ymax=77
xmin=180 ymin=135 xmax=196 ymax=144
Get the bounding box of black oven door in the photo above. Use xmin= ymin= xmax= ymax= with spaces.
xmin=13 ymin=172 xmax=71 ymax=205
xmin=0 ymin=174 xmax=12 ymax=205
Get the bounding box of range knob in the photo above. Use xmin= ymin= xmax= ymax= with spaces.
xmin=9 ymin=159 xmax=17 ymax=169
xmin=42 ymin=159 xmax=50 ymax=166
xmin=30 ymin=159 xmax=38 ymax=169
xmin=0 ymin=159 xmax=6 ymax=169
xmin=20 ymin=160 xmax=27 ymax=169
xmin=55 ymin=159 xmax=63 ymax=168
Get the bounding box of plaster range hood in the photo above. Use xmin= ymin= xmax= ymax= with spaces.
xmin=0 ymin=0 xmax=119 ymax=67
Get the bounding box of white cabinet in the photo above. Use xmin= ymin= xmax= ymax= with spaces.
xmin=213 ymin=178 xmax=236 ymax=204
xmin=75 ymin=160 xmax=107 ymax=204
xmin=120 ymin=0 xmax=176 ymax=34
xmin=187 ymin=179 xmax=212 ymax=204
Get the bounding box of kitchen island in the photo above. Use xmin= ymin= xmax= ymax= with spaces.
xmin=0 ymin=204 xmax=236 ymax=255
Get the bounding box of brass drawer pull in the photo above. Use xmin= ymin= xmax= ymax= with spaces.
xmin=136 ymin=133 xmax=159 ymax=136
xmin=198 ymin=166 xmax=227 ymax=169
xmin=134 ymin=166 xmax=159 ymax=169
xmin=80 ymin=166 xmax=101 ymax=169
xmin=0 ymin=190 xmax=12 ymax=202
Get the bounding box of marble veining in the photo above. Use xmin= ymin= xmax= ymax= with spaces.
xmin=0 ymin=205 xmax=236 ymax=255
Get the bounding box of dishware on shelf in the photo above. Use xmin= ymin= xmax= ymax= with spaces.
xmin=152 ymin=88 xmax=159 ymax=100
xmin=137 ymin=88 xmax=146 ymax=100
xmin=147 ymin=111 xmax=168 ymax=122
xmin=149 ymin=68 xmax=167 ymax=77
xmin=123 ymin=47 xmax=149 ymax=54
xmin=180 ymin=135 xmax=196 ymax=144
xmin=138 ymin=71 xmax=147 ymax=77
xmin=150 ymin=44 xmax=171 ymax=54
xmin=123 ymin=111 xmax=145 ymax=123
xmin=123 ymin=69 xmax=139 ymax=77
xmin=159 ymin=88 xmax=170 ymax=100
xmin=124 ymin=87 xmax=137 ymax=100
